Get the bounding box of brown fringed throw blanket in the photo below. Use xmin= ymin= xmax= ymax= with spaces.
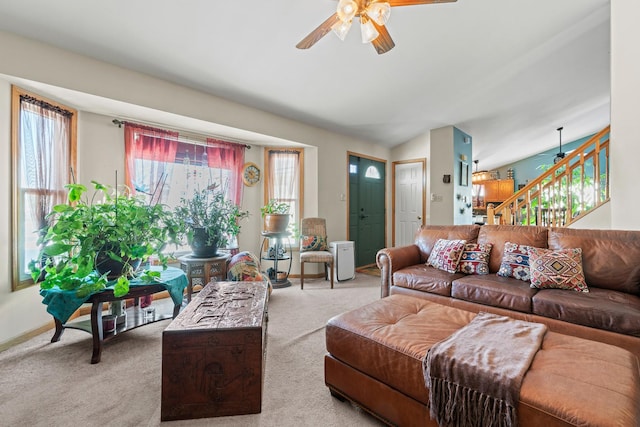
xmin=423 ymin=312 xmax=547 ymax=427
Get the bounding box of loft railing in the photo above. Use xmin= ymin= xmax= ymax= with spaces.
xmin=487 ymin=125 xmax=610 ymax=227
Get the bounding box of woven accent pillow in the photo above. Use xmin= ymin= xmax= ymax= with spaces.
xmin=528 ymin=247 xmax=589 ymax=292
xmin=457 ymin=243 xmax=493 ymax=275
xmin=300 ymin=235 xmax=328 ymax=252
xmin=497 ymin=242 xmax=532 ymax=281
xmin=427 ymin=239 xmax=466 ymax=273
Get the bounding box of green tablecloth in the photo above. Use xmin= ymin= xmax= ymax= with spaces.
xmin=40 ymin=266 xmax=187 ymax=324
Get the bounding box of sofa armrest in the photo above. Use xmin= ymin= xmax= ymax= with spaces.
xmin=376 ymin=245 xmax=422 ymax=298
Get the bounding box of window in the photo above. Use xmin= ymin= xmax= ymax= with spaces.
xmin=364 ymin=165 xmax=381 ymax=179
xmin=11 ymin=86 xmax=77 ymax=291
xmin=264 ymin=148 xmax=304 ymax=240
xmin=124 ymin=123 xmax=246 ymax=250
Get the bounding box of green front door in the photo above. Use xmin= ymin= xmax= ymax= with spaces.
xmin=349 ymin=155 xmax=386 ymax=267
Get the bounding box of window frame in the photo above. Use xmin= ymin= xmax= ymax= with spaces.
xmin=11 ymin=86 xmax=78 ymax=291
xmin=263 ymin=147 xmax=304 ymax=242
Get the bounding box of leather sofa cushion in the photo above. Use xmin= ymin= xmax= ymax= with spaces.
xmin=326 ymin=295 xmax=640 ymax=426
xmin=532 ymin=287 xmax=640 ymax=337
xmin=452 ymin=275 xmax=537 ymax=313
xmin=478 ymin=225 xmax=548 ymax=274
xmin=414 ymin=225 xmax=480 ymax=263
xmin=548 ymin=227 xmax=640 ymax=295
xmin=393 ymin=265 xmax=463 ymax=296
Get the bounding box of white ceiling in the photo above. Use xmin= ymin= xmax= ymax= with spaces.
xmin=0 ymin=0 xmax=610 ymax=170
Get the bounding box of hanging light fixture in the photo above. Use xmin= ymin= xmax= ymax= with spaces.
xmin=360 ymin=16 xmax=380 ymax=43
xmin=553 ymin=126 xmax=566 ymax=164
xmin=296 ymin=0 xmax=457 ymax=55
xmin=336 ymin=0 xmax=358 ymax=22
xmin=472 ymin=159 xmax=493 ymax=183
xmin=331 ymin=19 xmax=353 ymax=40
xmin=367 ymin=2 xmax=391 ymax=26
xmin=332 ymin=0 xmax=387 ymax=44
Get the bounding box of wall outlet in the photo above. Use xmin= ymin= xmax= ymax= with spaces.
xmin=430 ymin=193 xmax=443 ymax=202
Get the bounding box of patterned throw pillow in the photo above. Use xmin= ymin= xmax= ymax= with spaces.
xmin=300 ymin=235 xmax=328 ymax=252
xmin=497 ymin=242 xmax=532 ymax=281
xmin=528 ymin=247 xmax=589 ymax=292
xmin=457 ymin=243 xmax=493 ymax=275
xmin=227 ymin=251 xmax=264 ymax=281
xmin=426 ymin=239 xmax=466 ymax=273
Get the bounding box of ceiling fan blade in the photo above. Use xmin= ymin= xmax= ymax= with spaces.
xmin=296 ymin=13 xmax=341 ymax=49
xmin=388 ymin=0 xmax=457 ymax=6
xmin=370 ymin=21 xmax=395 ymax=55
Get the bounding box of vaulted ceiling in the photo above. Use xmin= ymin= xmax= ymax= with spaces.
xmin=0 ymin=0 xmax=610 ymax=170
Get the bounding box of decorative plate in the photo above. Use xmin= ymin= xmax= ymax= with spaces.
xmin=242 ymin=162 xmax=261 ymax=186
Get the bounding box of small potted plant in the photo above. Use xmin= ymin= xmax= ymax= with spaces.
xmin=174 ymin=184 xmax=249 ymax=258
xmin=260 ymin=199 xmax=290 ymax=233
xmin=31 ymin=181 xmax=182 ymax=298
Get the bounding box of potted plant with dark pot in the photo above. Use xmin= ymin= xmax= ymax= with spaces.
xmin=31 ymin=181 xmax=182 ymax=298
xmin=260 ymin=199 xmax=291 ymax=233
xmin=174 ymin=185 xmax=249 ymax=258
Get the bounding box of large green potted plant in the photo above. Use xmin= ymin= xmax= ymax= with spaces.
xmin=174 ymin=185 xmax=249 ymax=257
xmin=260 ymin=199 xmax=290 ymax=233
xmin=31 ymin=181 xmax=182 ymax=298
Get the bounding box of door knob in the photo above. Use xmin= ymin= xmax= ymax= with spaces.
xmin=360 ymin=214 xmax=368 ymax=220
xmin=417 ymin=216 xmax=422 ymax=220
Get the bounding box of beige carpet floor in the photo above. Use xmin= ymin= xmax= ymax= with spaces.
xmin=0 ymin=274 xmax=385 ymax=427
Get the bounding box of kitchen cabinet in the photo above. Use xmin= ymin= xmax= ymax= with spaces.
xmin=473 ymin=179 xmax=514 ymax=209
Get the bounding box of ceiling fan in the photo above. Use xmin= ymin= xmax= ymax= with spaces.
xmin=535 ymin=126 xmax=573 ymax=163
xmin=296 ymin=0 xmax=457 ymax=55
xmin=553 ymin=126 xmax=566 ymax=164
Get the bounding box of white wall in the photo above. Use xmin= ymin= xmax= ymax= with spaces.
xmin=569 ymin=202 xmax=611 ymax=229
xmin=610 ymin=1 xmax=640 ymax=230
xmin=0 ymin=80 xmax=54 ymax=345
xmin=429 ymin=126 xmax=456 ymax=225
xmin=0 ymin=32 xmax=390 ymax=346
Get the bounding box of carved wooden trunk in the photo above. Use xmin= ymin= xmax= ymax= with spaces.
xmin=161 ymin=281 xmax=269 ymax=421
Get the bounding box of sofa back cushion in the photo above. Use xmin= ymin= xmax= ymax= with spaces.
xmin=548 ymin=228 xmax=640 ymax=295
xmin=478 ymin=225 xmax=548 ymax=274
xmin=414 ymin=225 xmax=481 ymax=263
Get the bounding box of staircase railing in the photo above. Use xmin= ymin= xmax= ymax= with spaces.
xmin=487 ymin=125 xmax=610 ymax=227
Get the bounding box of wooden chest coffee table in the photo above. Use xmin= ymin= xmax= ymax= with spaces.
xmin=161 ymin=280 xmax=269 ymax=421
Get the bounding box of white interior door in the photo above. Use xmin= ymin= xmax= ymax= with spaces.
xmin=394 ymin=161 xmax=425 ymax=247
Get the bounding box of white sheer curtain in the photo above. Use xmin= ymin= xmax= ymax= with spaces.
xmin=267 ymin=150 xmax=301 ymax=234
xmin=268 ymin=150 xmax=300 ymax=202
xmin=19 ymin=97 xmax=72 ymax=277
xmin=20 ymin=100 xmax=70 ymax=229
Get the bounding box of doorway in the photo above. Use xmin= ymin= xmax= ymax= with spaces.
xmin=348 ymin=153 xmax=386 ymax=267
xmin=392 ymin=159 xmax=426 ymax=247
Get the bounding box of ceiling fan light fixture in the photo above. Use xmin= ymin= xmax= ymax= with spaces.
xmin=331 ymin=19 xmax=352 ymax=41
xmin=360 ymin=17 xmax=380 ymax=43
xmin=367 ymin=2 xmax=391 ymax=26
xmin=336 ymin=0 xmax=358 ymax=22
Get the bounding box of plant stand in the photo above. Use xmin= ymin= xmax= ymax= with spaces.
xmin=259 ymin=231 xmax=292 ymax=288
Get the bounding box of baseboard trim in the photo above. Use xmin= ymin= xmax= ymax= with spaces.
xmin=1 ymin=292 xmax=174 ymax=353
xmin=0 ymin=321 xmax=55 ymax=353
xmin=291 ymin=273 xmax=324 ymax=279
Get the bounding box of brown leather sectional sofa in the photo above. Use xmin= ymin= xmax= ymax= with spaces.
xmin=376 ymin=224 xmax=640 ymax=355
xmin=323 ymin=225 xmax=640 ymax=426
